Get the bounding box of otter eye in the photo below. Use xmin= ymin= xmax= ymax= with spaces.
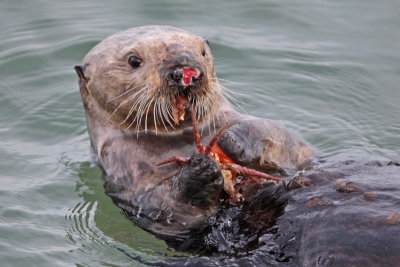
xmin=201 ymin=48 xmax=206 ymax=57
xmin=128 ymin=56 xmax=142 ymax=68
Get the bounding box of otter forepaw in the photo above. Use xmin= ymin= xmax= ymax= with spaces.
xmin=178 ymin=153 xmax=223 ymax=209
xmin=217 ymin=122 xmax=264 ymax=165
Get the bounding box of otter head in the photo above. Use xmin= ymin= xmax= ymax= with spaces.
xmin=75 ymin=26 xmax=221 ymax=134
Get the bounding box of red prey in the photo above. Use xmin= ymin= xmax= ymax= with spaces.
xmin=156 ymin=97 xmax=284 ymax=202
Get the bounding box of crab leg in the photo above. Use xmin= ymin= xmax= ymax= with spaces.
xmin=155 ymin=156 xmax=189 ymax=166
xmin=237 ymin=179 xmax=266 ymax=185
xmin=221 ymin=162 xmax=284 ymax=182
xmin=205 ymin=121 xmax=229 ymax=155
xmin=190 ymin=106 xmax=206 ymax=153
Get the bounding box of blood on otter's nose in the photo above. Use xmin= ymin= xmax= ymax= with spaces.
xmin=182 ymin=68 xmax=199 ymax=85
xmin=167 ymin=68 xmax=202 ymax=89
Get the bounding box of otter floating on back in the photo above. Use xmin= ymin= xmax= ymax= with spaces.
xmin=74 ymin=25 xmax=314 ymax=232
xmin=75 ymin=26 xmax=400 ymax=264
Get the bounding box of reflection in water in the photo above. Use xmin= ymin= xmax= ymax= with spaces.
xmin=66 ymin=162 xmax=191 ymax=266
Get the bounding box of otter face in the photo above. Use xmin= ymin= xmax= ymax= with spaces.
xmin=77 ymin=26 xmax=222 ymax=134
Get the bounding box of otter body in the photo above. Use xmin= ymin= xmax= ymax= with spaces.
xmin=76 ymin=25 xmax=314 ymax=237
xmin=76 ymin=26 xmax=400 ymax=264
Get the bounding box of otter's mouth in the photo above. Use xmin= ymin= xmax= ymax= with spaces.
xmin=169 ymin=68 xmax=203 ymax=125
xmin=171 ymin=95 xmax=190 ymax=125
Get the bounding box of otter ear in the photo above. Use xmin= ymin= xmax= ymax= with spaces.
xmin=74 ymin=65 xmax=87 ymax=81
xmin=74 ymin=64 xmax=89 ymax=96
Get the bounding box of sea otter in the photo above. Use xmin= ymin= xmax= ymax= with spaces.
xmin=75 ymin=26 xmax=400 ymax=265
xmin=74 ymin=25 xmax=314 ymax=236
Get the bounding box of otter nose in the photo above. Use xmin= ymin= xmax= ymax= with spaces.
xmin=168 ymin=69 xmax=184 ymax=84
xmin=167 ymin=68 xmax=202 ymax=89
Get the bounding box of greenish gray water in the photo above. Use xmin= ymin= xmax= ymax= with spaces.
xmin=0 ymin=0 xmax=399 ymax=266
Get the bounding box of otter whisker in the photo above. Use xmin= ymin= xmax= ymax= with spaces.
xmin=144 ymin=97 xmax=155 ymax=133
xmin=212 ymin=77 xmax=245 ymax=86
xmin=218 ymin=82 xmax=247 ymax=97
xmin=107 ymin=85 xmax=148 ymax=123
xmin=211 ymin=109 xmax=216 ymax=134
xmin=108 ymin=92 xmax=137 ymax=124
xmin=222 ymin=90 xmax=247 ymax=113
xmin=198 ymin=98 xmax=205 ymax=135
xmin=201 ymin=95 xmax=210 ymax=134
xmin=153 ymin=99 xmax=158 ymax=134
xmin=218 ymin=82 xmax=247 ymax=113
xmin=126 ymin=99 xmax=148 ymax=131
xmin=125 ymin=89 xmax=150 ymax=130
xmin=135 ymin=98 xmax=149 ymax=132
xmin=133 ymin=92 xmax=152 ymax=131
xmin=121 ymin=93 xmax=144 ymax=125
xmin=121 ymin=88 xmax=149 ymax=126
xmin=156 ymin=96 xmax=174 ymax=130
xmin=192 ymin=97 xmax=204 ymax=135
xmin=157 ymin=99 xmax=169 ymax=132
xmin=194 ymin=97 xmax=200 ymax=122
xmin=164 ymin=100 xmax=176 ymax=129
xmin=106 ymin=83 xmax=145 ymax=103
xmin=203 ymin=90 xmax=216 ymax=134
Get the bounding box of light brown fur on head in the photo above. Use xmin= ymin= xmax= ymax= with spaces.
xmin=80 ymin=26 xmax=222 ymax=134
